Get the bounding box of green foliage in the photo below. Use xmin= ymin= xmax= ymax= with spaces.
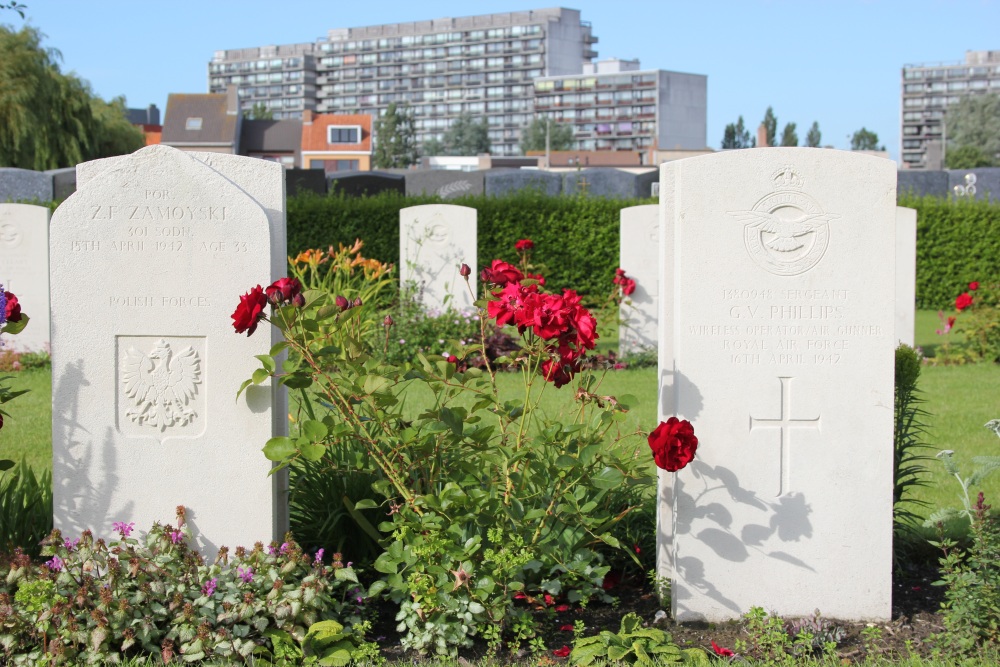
xmin=924 ymin=421 xmax=1000 ymax=529
xmin=441 ymin=113 xmax=490 ymax=156
xmin=850 ymin=127 xmax=882 ymax=151
xmin=0 ymin=25 xmax=144 ymax=170
xmin=898 ymin=193 xmax=1000 ymax=310
xmin=0 ymin=462 xmax=51 ymax=556
xmin=761 ymin=106 xmax=777 ymax=147
xmin=735 ymin=606 xmax=840 ymax=664
xmin=946 ymin=144 xmax=996 ymax=169
xmin=946 ymin=93 xmax=1000 ymax=164
xmin=779 ymin=122 xmax=798 ymax=147
xmin=721 ymin=115 xmax=753 ymax=149
xmin=382 ymin=300 xmax=482 ymax=365
xmin=372 ymin=103 xmax=418 ymax=169
xmin=520 ymin=118 xmax=575 ymax=153
xmin=0 ymin=511 xmax=367 ymax=663
xmin=805 ymin=121 xmax=821 ymax=148
xmin=569 ymin=612 xmax=706 ymax=665
xmin=244 ymin=101 xmax=274 ymax=120
xmin=894 ymin=345 xmax=933 ymax=532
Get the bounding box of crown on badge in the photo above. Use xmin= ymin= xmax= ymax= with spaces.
xmin=771 ymin=165 xmax=804 ymax=190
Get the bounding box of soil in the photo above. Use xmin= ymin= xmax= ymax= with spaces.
xmin=366 ymin=559 xmax=950 ymax=664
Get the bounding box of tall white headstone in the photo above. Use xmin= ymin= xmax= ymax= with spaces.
xmin=0 ymin=204 xmax=50 ymax=352
xmin=51 ymin=145 xmax=286 ymax=554
xmin=895 ymin=207 xmax=917 ymax=347
xmin=619 ymin=205 xmax=660 ymax=355
xmin=400 ymin=204 xmax=477 ymax=312
xmin=658 ymin=149 xmax=895 ymax=622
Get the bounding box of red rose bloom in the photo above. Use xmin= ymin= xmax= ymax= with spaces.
xmin=970 ymin=281 xmax=980 ymax=291
xmin=4 ymin=292 xmax=22 ymax=322
xmin=955 ymin=292 xmax=973 ymax=311
xmin=711 ymin=641 xmax=734 ymax=657
xmin=232 ymin=285 xmax=268 ymax=336
xmin=265 ymin=277 xmax=303 ymax=305
xmin=648 ymin=417 xmax=698 ymax=472
xmin=487 ymin=282 xmax=530 ymax=327
xmin=559 ymin=624 xmax=574 ymax=632
xmin=481 ymin=259 xmax=523 ymax=287
xmin=552 ymin=646 xmax=571 ymax=658
xmin=515 ymin=238 xmax=534 ymax=251
xmin=622 ymin=277 xmax=636 ymax=296
xmin=526 ymin=272 xmax=546 ymax=286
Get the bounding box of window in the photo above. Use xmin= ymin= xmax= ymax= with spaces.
xmin=327 ymin=125 xmax=362 ymax=143
xmin=185 ymin=117 xmax=203 ymax=131
xmin=315 ymin=159 xmax=359 ymax=173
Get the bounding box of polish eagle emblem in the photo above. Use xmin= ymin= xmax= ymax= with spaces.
xmin=121 ymin=339 xmax=201 ymax=431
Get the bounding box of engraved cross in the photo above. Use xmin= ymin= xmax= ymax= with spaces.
xmin=749 ymin=376 xmax=821 ymax=497
xmin=578 ymin=177 xmax=590 ymax=193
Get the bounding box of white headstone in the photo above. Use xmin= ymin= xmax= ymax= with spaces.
xmin=51 ymin=145 xmax=287 ymax=554
xmin=619 ymin=205 xmax=659 ymax=355
xmin=895 ymin=207 xmax=917 ymax=347
xmin=658 ymin=148 xmax=895 ymax=622
xmin=0 ymin=204 xmax=51 ymax=352
xmin=400 ymin=204 xmax=477 ymax=313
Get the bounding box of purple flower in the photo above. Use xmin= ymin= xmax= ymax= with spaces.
xmin=237 ymin=566 xmax=254 ymax=583
xmin=279 ymin=542 xmax=290 ymax=555
xmin=202 ymin=577 xmax=218 ymax=596
xmin=112 ymin=521 xmax=135 ymax=537
xmin=314 ymin=548 xmax=325 ymax=564
xmin=267 ymin=544 xmax=278 ymax=556
xmin=63 ymin=538 xmax=80 ymax=552
xmin=170 ymin=530 xmax=183 ymax=544
xmin=46 ymin=555 xmax=64 ymax=571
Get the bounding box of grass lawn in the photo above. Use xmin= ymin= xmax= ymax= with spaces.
xmin=2 ymin=311 xmax=997 ymax=523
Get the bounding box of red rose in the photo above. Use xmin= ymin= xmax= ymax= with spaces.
xmin=648 ymin=417 xmax=698 ymax=472
xmin=555 ymin=604 xmax=570 ymax=612
xmin=4 ymin=292 xmax=22 ymax=322
xmin=559 ymin=624 xmax=574 ymax=632
xmin=515 ymin=238 xmax=534 ymax=251
xmin=622 ymin=277 xmax=636 ymax=296
xmin=526 ymin=272 xmax=546 ymax=286
xmin=481 ymin=259 xmax=523 ymax=287
xmin=955 ymin=292 xmax=973 ymax=311
xmin=552 ymin=646 xmax=571 ymax=658
xmin=487 ymin=282 xmax=530 ymax=327
xmin=447 ymin=354 xmax=458 ymax=364
xmin=711 ymin=641 xmax=734 ymax=657
xmin=232 ymin=285 xmax=268 ymax=336
xmin=265 ymin=277 xmax=303 ymax=305
xmin=970 ymin=281 xmax=980 ymax=291
xmin=544 ymin=594 xmax=554 ymax=606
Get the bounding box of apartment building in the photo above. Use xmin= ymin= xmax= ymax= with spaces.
xmin=900 ymin=50 xmax=1000 ymax=170
xmin=209 ymin=43 xmax=318 ymax=121
xmin=533 ymin=59 xmax=706 ymax=161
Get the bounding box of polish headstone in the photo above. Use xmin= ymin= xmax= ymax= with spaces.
xmin=399 ymin=204 xmax=477 ymax=313
xmin=658 ymin=149 xmax=895 ymax=622
xmin=0 ymin=204 xmax=51 ymax=352
xmin=895 ymin=207 xmax=917 ymax=347
xmin=51 ymin=144 xmax=285 ymax=554
xmin=619 ymin=205 xmax=659 ymax=354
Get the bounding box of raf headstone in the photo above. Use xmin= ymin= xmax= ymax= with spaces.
xmin=658 ymin=149 xmax=895 ymax=622
xmin=895 ymin=207 xmax=917 ymax=347
xmin=0 ymin=204 xmax=51 ymax=352
xmin=400 ymin=204 xmax=477 ymax=312
xmin=619 ymin=205 xmax=660 ymax=354
xmin=51 ymin=145 xmax=285 ymax=554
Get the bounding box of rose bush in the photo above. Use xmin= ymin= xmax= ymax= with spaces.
xmin=932 ymin=280 xmax=1000 ymax=364
xmin=0 ymin=284 xmax=30 ymax=468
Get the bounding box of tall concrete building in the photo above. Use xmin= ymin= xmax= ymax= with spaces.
xmin=900 ymin=50 xmax=1000 ymax=170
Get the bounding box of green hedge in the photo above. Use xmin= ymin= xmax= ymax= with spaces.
xmin=900 ymin=194 xmax=1000 ymax=310
xmin=288 ymin=191 xmax=650 ymax=302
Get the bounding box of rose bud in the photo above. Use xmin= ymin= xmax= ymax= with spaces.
xmin=353 ymin=297 xmax=363 ymax=308
xmin=291 ymin=293 xmax=305 ymax=308
xmin=383 ymin=315 xmax=394 ymax=327
xmin=460 ymin=263 xmax=471 ymax=278
xmin=335 ymin=295 xmax=350 ymax=311
xmin=447 ymin=355 xmax=458 ymax=364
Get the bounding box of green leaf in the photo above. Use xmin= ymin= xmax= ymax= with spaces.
xmin=269 ymin=341 xmax=289 ymax=356
xmin=317 ymin=647 xmax=353 ymax=667
xmin=254 ymin=354 xmax=276 ymax=373
xmin=591 ymin=466 xmax=625 ymax=489
xmin=301 ymin=419 xmax=328 ymax=440
xmin=299 ymin=441 xmax=326 ymax=462
xmin=0 ymin=314 xmax=28 ymax=335
xmin=555 ymin=454 xmax=578 ymax=468
xmin=252 ymin=368 xmax=270 ymax=385
xmin=262 ymin=437 xmax=296 ymax=461
xmin=236 ymin=378 xmax=253 ymax=400
xmin=618 ymin=393 xmax=639 ymax=409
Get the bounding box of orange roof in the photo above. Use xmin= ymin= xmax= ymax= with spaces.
xmin=301 ymin=113 xmax=372 ymax=153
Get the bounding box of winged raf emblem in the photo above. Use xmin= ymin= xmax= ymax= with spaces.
xmin=730 ymin=210 xmax=840 ymax=253
xmin=121 ymin=339 xmax=201 ymax=431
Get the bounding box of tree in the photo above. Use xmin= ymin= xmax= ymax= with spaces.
xmin=372 ymin=102 xmax=418 ymax=168
xmin=243 ymin=102 xmax=273 ymax=120
xmin=779 ymin=122 xmax=798 ymax=147
xmin=420 ymin=136 xmax=444 ymax=157
xmin=442 ymin=113 xmax=490 ymax=155
xmin=850 ymin=127 xmax=882 ymax=151
xmin=805 ymin=121 xmax=821 ymax=147
xmin=945 ymin=144 xmax=996 ymax=169
xmin=519 ymin=117 xmax=574 ymax=153
xmin=945 ymin=93 xmax=1000 ymax=164
xmin=761 ymin=106 xmax=777 ymax=147
xmin=721 ymin=115 xmax=753 ymax=149
xmin=0 ymin=25 xmax=144 ymax=170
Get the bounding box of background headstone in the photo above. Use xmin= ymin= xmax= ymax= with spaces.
xmin=484 ymin=169 xmax=562 ymax=197
xmin=636 ymin=170 xmax=660 ymax=199
xmin=51 ymin=145 xmax=285 ymax=554
xmin=947 ymin=167 xmax=1000 ymax=201
xmin=658 ymin=148 xmax=895 ymax=622
xmin=405 ymin=171 xmax=484 ymax=199
xmin=0 ymin=168 xmax=53 ymax=203
xmin=47 ymin=168 xmax=78 ymax=201
xmin=399 ymin=204 xmax=476 ymax=313
xmin=285 ymin=168 xmax=328 ymax=198
xmin=895 ymin=207 xmax=917 ymax=347
xmin=619 ymin=205 xmax=659 ymax=355
xmin=563 ymin=168 xmax=638 ymax=199
xmin=327 ymin=170 xmax=404 ymax=197
xmin=0 ymin=204 xmax=51 ymax=352
xmin=896 ymin=171 xmax=948 ymax=198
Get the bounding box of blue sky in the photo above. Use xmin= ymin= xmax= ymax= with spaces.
xmin=8 ymin=1 xmax=1000 ymax=161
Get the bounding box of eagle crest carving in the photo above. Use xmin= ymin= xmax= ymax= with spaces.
xmin=121 ymin=339 xmax=201 ymax=431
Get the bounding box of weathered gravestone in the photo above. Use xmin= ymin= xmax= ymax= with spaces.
xmin=47 ymin=168 xmax=78 ymax=201
xmin=485 ymin=169 xmax=562 ymax=197
xmin=619 ymin=205 xmax=659 ymax=354
xmin=896 ymin=170 xmax=947 ymax=198
xmin=399 ymin=204 xmax=477 ymax=313
xmin=405 ymin=170 xmax=484 ymax=199
xmin=564 ymin=169 xmax=640 ymax=199
xmin=896 ymin=207 xmax=917 ymax=347
xmin=657 ymin=149 xmax=895 ymax=622
xmin=0 ymin=168 xmax=53 ymax=203
xmin=51 ymin=145 xmax=287 ymax=554
xmin=285 ymin=169 xmax=328 ymax=198
xmin=0 ymin=204 xmax=51 ymax=352
xmin=328 ymin=170 xmax=404 ymax=197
